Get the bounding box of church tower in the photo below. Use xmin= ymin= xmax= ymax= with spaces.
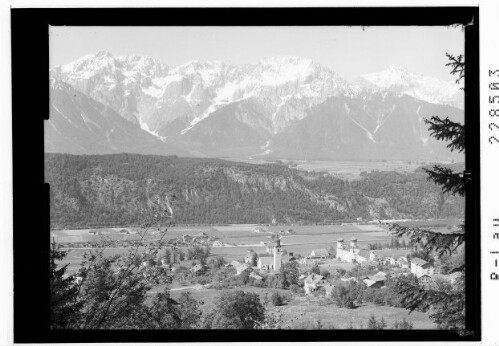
xmin=350 ymin=236 xmax=358 ymax=249
xmin=273 ymin=238 xmax=282 ymax=271
xmin=336 ymin=237 xmax=344 ymax=260
xmin=350 ymin=236 xmax=359 ymax=255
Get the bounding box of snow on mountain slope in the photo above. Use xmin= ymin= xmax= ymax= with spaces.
xmin=51 ymin=52 xmax=355 ymax=138
xmin=49 ymin=52 xmax=465 ymax=161
xmin=360 ymin=66 xmax=463 ymax=109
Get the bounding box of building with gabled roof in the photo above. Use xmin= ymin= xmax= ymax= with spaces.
xmin=309 ymin=248 xmax=329 ymax=259
xmin=410 ymin=257 xmax=434 ymax=278
xmin=304 ymin=274 xmax=327 ymax=294
xmin=190 ymin=263 xmax=208 ymax=275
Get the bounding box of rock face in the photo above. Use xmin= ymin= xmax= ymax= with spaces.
xmin=49 ymin=52 xmax=464 ymax=161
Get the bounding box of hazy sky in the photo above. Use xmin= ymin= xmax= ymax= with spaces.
xmin=50 ymin=26 xmax=464 ymax=81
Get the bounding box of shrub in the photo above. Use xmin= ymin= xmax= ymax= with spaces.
xmin=271 ymin=292 xmax=284 ymax=306
xmin=319 ymin=269 xmax=331 ymax=278
xmin=393 ymin=318 xmax=414 ymax=330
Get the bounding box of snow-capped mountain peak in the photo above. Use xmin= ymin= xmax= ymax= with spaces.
xmin=51 ymin=51 xmax=464 ymax=146
xmin=361 ymin=66 xmax=463 ymax=109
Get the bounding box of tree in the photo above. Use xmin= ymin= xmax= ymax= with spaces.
xmin=389 ymin=53 xmax=466 ymax=331
xmin=271 ymin=291 xmax=284 ymax=306
xmin=249 ymin=252 xmax=258 ymax=267
xmin=310 ymin=264 xmax=320 ymax=275
xmin=50 ymin=240 xmax=83 ymax=329
xmin=177 ymin=291 xmax=203 ymax=329
xmin=206 ymin=290 xmax=265 ymax=329
xmin=279 ymin=261 xmax=299 ymax=288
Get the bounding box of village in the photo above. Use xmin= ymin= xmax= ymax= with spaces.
xmin=60 ymin=222 xmax=463 ymax=296
xmin=52 ymin=221 xmax=461 ymax=330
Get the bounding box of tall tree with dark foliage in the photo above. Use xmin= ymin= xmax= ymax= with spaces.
xmin=389 ymin=54 xmax=466 ymax=331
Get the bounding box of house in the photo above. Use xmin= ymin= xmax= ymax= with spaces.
xmin=230 ymin=261 xmax=252 ymax=275
xmin=410 ymin=257 xmax=434 ymax=278
xmin=309 ymin=249 xmax=329 ymax=259
xmin=369 ymin=249 xmax=411 ymax=264
xmin=190 ymin=264 xmax=208 ymax=275
xmin=341 ymin=276 xmax=358 ymax=283
xmin=304 ymin=274 xmax=327 ymax=294
xmin=363 ymin=273 xmax=386 ymax=288
xmin=212 ymin=240 xmax=224 ymax=247
xmin=420 ymin=272 xmax=463 ymax=289
xmin=182 ymin=235 xmax=193 ymax=242
xmin=249 ymin=272 xmax=263 ymax=282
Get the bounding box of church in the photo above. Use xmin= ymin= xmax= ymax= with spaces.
xmin=257 ymin=238 xmax=283 ymax=271
xmin=336 ymin=237 xmax=369 ymax=263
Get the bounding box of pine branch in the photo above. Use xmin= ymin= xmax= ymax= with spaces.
xmin=445 ymin=53 xmax=465 ymax=87
xmin=424 ymin=116 xmax=465 ymax=153
xmin=396 ymin=277 xmax=464 ymax=310
xmin=423 ymin=166 xmax=466 ymax=197
xmin=389 ymin=223 xmax=465 ymax=258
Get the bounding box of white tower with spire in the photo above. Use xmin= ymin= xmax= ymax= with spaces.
xmin=273 ymin=238 xmax=282 ymax=271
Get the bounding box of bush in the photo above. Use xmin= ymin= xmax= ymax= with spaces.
xmin=332 ymin=285 xmax=356 ymax=309
xmin=393 ymin=318 xmax=414 ymax=330
xmin=310 ymin=264 xmax=320 ymax=275
xmin=271 ymin=292 xmax=284 ymax=306
xmin=319 ymin=269 xmax=331 ymax=278
xmin=367 ymin=315 xmax=387 ymax=330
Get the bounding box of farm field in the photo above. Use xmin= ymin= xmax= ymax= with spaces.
xmin=292 ymin=160 xmax=424 ymax=180
xmin=54 ymin=219 xmax=462 ymax=269
xmin=221 ymin=159 xmax=426 ymax=181
xmin=54 ymin=222 xmax=419 ymax=264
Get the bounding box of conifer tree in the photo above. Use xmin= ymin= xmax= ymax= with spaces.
xmin=389 ymin=53 xmax=466 ymax=330
xmin=50 ymin=240 xmax=83 ymax=329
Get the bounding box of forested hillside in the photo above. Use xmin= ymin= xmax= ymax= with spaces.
xmin=45 ymin=153 xmax=464 ymax=229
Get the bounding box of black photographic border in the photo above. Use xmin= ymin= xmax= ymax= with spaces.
xmin=11 ymin=6 xmax=480 ymax=343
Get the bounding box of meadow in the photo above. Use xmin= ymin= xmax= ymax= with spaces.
xmin=221 ymin=159 xmax=425 ymax=180
xmin=167 ymin=286 xmax=436 ymax=329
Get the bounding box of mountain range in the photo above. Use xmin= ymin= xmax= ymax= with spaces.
xmin=47 ymin=51 xmax=464 ymax=161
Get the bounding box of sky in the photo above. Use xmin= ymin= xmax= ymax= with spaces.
xmin=49 ymin=26 xmax=464 ymax=81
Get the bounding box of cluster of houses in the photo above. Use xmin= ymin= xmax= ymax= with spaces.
xmin=137 ymin=231 xmax=461 ymax=295
xmin=181 ymin=232 xmax=212 ymax=245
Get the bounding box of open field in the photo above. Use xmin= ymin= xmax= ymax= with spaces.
xmin=55 ymin=219 xmax=459 ymax=267
xmin=279 ymin=296 xmax=435 ymax=329
xmin=292 ymin=160 xmax=424 ymax=180
xmin=220 ymin=159 xmax=427 ymax=181
xmin=166 ymin=286 xmax=435 ymax=329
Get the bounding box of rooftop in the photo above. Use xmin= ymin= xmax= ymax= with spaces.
xmin=305 ymin=274 xmax=324 ymax=285
xmin=258 ymin=257 xmax=274 ymax=265
xmin=410 ymin=257 xmax=430 ymax=266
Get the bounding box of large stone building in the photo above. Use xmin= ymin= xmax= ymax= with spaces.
xmin=336 ymin=237 xmax=368 ymax=263
xmin=257 ymin=238 xmax=283 ymax=271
